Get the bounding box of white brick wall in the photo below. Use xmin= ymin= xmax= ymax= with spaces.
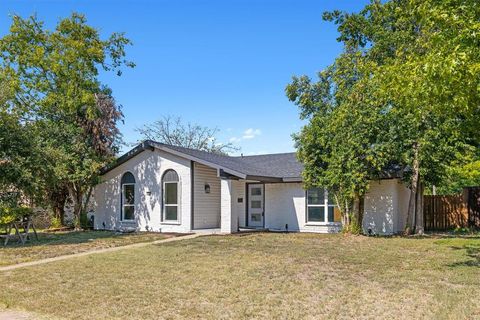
xmin=220 ymin=179 xmax=245 ymax=233
xmin=220 ymin=179 xmax=233 ymax=233
xmin=363 ymin=179 xmax=409 ymax=235
xmin=93 ymin=149 xmax=192 ymax=233
xmin=264 ymin=183 xmax=341 ymax=233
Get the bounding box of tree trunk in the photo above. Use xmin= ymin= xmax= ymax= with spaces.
xmin=415 ymin=182 xmax=424 ymax=234
xmin=49 ymin=187 xmax=68 ymax=225
xmin=352 ymin=195 xmax=364 ymax=232
xmin=405 ymin=142 xmax=420 ymax=235
xmin=68 ymin=184 xmax=83 ymax=230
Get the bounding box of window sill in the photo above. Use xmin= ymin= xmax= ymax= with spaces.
xmin=305 ymin=222 xmax=342 ymax=227
xmin=121 ymin=220 xmax=136 ymax=224
xmin=160 ymin=221 xmax=181 ymax=225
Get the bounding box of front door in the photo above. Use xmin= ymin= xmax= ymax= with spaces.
xmin=248 ymin=184 xmax=264 ymax=227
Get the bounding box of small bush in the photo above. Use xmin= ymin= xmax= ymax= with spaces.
xmin=80 ymin=212 xmax=93 ymax=229
xmin=0 ymin=205 xmax=34 ymax=225
xmin=50 ymin=216 xmax=63 ymax=229
xmin=453 ymin=227 xmax=474 ymax=234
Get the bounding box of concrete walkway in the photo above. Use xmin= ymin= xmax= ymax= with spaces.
xmin=0 ymin=233 xmax=200 ymax=272
xmin=0 ymin=311 xmax=38 ymax=320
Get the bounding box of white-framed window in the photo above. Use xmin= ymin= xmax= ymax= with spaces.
xmin=306 ymin=188 xmax=340 ymax=223
xmin=121 ymin=172 xmax=136 ymax=221
xmin=162 ymin=170 xmax=179 ymax=222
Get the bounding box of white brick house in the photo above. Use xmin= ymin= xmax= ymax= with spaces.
xmin=93 ymin=140 xmax=410 ymax=235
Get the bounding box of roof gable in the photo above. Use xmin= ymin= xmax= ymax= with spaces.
xmin=100 ymin=140 xmax=303 ymax=181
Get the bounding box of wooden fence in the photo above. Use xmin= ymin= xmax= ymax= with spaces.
xmin=424 ymin=187 xmax=480 ymax=231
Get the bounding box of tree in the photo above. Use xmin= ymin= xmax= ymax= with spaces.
xmin=287 ymin=55 xmax=396 ymax=233
xmin=287 ymin=0 xmax=480 ymax=234
xmin=435 ymin=151 xmax=480 ymax=195
xmin=0 ymin=13 xmax=134 ymax=226
xmin=136 ymin=115 xmax=239 ymax=155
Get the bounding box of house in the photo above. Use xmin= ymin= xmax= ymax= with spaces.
xmin=93 ymin=140 xmax=410 ymax=235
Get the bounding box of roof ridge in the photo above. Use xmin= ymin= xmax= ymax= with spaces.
xmin=148 ymin=140 xmax=233 ymax=158
xmin=234 ymin=151 xmax=296 ymax=158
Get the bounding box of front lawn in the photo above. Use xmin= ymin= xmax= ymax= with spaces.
xmin=0 ymin=230 xmax=174 ymax=267
xmin=1 ymin=233 xmax=479 ymax=319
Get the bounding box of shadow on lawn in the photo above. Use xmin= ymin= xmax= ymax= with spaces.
xmin=448 ymin=244 xmax=480 ymax=267
xmin=1 ymin=230 xmax=154 ymax=249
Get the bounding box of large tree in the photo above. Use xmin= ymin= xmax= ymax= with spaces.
xmin=0 ymin=13 xmax=134 ymax=226
xmin=136 ymin=115 xmax=239 ymax=155
xmin=287 ymin=0 xmax=480 ymax=234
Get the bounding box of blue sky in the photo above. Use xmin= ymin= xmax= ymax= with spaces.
xmin=0 ymin=0 xmax=368 ymax=155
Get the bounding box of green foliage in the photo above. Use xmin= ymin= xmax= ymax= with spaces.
xmin=50 ymin=216 xmax=63 ymax=229
xmin=435 ymin=153 xmax=480 ymax=194
xmin=0 ymin=205 xmax=34 ymax=225
xmin=342 ymin=215 xmax=362 ymax=235
xmin=0 ymin=13 xmax=134 ymax=227
xmin=79 ymin=212 xmax=92 ymax=229
xmin=287 ymin=0 xmax=480 ymax=232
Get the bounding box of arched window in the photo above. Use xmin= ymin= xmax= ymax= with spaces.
xmin=121 ymin=172 xmax=135 ymax=221
xmin=162 ymin=170 xmax=179 ymax=222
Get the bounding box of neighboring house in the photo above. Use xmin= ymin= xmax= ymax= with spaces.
xmin=93 ymin=140 xmax=410 ymax=235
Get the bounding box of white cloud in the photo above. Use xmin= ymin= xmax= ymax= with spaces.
xmin=228 ymin=128 xmax=262 ymax=145
xmin=242 ymin=128 xmax=261 ymax=140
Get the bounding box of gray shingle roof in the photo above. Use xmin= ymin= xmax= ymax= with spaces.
xmin=232 ymin=153 xmax=303 ymax=179
xmin=151 ymin=141 xmax=303 ymax=180
xmin=101 ymin=140 xmax=303 ymax=181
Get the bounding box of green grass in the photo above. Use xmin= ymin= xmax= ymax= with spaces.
xmin=1 ymin=232 xmax=479 ymax=319
xmin=0 ymin=230 xmax=173 ymax=267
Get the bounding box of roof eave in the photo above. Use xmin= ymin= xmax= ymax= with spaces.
xmin=245 ymin=175 xmax=283 ymax=183
xmin=282 ymin=177 xmax=303 ymax=183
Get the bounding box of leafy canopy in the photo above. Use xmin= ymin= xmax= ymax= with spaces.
xmin=287 ymin=0 xmax=480 ymax=227
xmin=0 ymin=13 xmax=134 ymax=225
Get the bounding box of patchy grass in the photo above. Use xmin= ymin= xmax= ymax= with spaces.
xmin=1 ymin=233 xmax=480 ymax=319
xmin=0 ymin=230 xmax=174 ymax=267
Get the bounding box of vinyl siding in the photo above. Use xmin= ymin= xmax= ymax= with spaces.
xmin=193 ymin=163 xmax=221 ymax=229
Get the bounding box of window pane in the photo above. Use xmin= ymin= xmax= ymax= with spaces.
xmin=251 ymin=187 xmax=262 ymax=196
xmin=124 ymin=185 xmax=134 ymax=205
xmin=251 ymin=200 xmax=262 ymax=208
xmin=165 ymin=206 xmax=178 ymax=221
xmin=308 ymin=207 xmax=324 ymax=222
xmin=165 ymin=183 xmax=178 ymax=204
xmin=123 ymin=205 xmax=134 ymax=220
xmin=327 ymin=206 xmax=334 ymax=222
xmin=307 ymin=188 xmax=324 ymax=205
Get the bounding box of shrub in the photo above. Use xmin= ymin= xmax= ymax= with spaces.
xmin=0 ymin=205 xmax=34 ymax=225
xmin=50 ymin=216 xmax=63 ymax=229
xmin=80 ymin=212 xmax=93 ymax=229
